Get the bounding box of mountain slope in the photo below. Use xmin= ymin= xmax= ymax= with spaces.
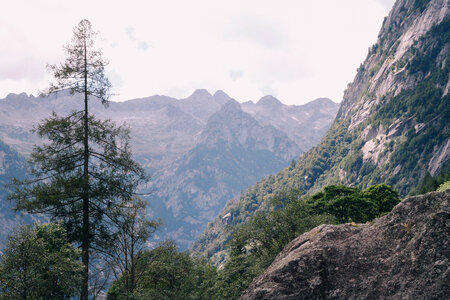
xmin=0 ymin=90 xmax=338 ymax=248
xmin=192 ymin=0 xmax=449 ymax=262
xmin=0 ymin=139 xmax=42 ymax=248
xmin=241 ymin=96 xmax=339 ymax=152
xmin=240 ymin=190 xmax=450 ymax=300
xmin=148 ymin=100 xmax=301 ymax=248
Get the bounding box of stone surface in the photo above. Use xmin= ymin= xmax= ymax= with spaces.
xmin=240 ymin=190 xmax=450 ymax=300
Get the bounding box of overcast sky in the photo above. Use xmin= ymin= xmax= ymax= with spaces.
xmin=0 ymin=0 xmax=396 ymax=105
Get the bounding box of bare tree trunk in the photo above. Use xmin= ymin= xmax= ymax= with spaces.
xmin=81 ymin=37 xmax=90 ymax=300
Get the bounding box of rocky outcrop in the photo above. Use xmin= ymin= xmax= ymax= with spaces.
xmin=339 ymin=0 xmax=448 ymax=130
xmin=240 ymin=190 xmax=450 ymax=300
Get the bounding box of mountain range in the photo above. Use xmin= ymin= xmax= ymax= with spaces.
xmin=0 ymin=89 xmax=339 ymax=248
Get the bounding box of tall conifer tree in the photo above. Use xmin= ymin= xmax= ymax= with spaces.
xmin=8 ymin=19 xmax=148 ymax=299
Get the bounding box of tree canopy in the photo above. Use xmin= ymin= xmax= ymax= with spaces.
xmin=0 ymin=223 xmax=83 ymax=299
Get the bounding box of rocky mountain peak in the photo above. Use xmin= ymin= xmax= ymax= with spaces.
xmin=213 ymin=90 xmax=231 ymax=105
xmin=337 ymin=0 xmax=448 ymax=126
xmin=256 ymin=95 xmax=282 ymax=108
xmin=216 ymin=98 xmax=242 ymax=115
xmin=187 ymin=89 xmax=213 ymax=100
xmin=201 ymin=97 xmax=300 ymax=160
xmin=306 ymin=97 xmax=335 ymax=106
xmin=4 ymin=92 xmax=29 ymax=100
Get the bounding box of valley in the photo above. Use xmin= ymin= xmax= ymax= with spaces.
xmin=0 ymin=90 xmax=338 ymax=248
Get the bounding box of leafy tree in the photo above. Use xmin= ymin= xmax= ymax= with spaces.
xmin=309 ymin=185 xmax=377 ymax=223
xmin=308 ymin=184 xmax=401 ymax=223
xmin=0 ymin=223 xmax=83 ymax=299
xmin=325 ymin=194 xmax=377 ymax=223
xmin=103 ymin=197 xmax=161 ymax=298
xmin=361 ymin=184 xmax=400 ymax=217
xmin=8 ymin=19 xmax=147 ymax=299
xmin=107 ymin=241 xmax=217 ymax=300
xmin=212 ymin=251 xmax=258 ymax=300
xmin=437 ymin=180 xmax=450 ymax=192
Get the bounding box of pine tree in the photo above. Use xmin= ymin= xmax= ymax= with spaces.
xmin=8 ymin=19 xmax=147 ymax=299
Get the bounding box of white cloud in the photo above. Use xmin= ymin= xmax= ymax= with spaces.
xmin=125 ymin=26 xmax=136 ymax=41
xmin=136 ymin=41 xmax=150 ymax=51
xmin=220 ymin=14 xmax=286 ymax=49
xmin=229 ymin=70 xmax=244 ymax=81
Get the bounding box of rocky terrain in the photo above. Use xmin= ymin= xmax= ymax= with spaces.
xmin=193 ymin=0 xmax=449 ymax=262
xmin=240 ymin=190 xmax=450 ymax=300
xmin=242 ymin=96 xmax=337 ymax=152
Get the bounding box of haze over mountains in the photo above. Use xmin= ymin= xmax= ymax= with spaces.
xmin=0 ymin=89 xmax=338 ymax=248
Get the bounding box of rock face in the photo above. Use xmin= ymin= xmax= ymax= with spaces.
xmin=193 ymin=0 xmax=449 ymax=261
xmin=241 ymin=97 xmax=338 ymax=152
xmin=240 ymin=190 xmax=450 ymax=300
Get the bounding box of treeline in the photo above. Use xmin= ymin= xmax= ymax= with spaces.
xmin=4 ymin=179 xmax=448 ymax=299
xmin=105 ymin=183 xmax=402 ymax=299
xmin=107 ymin=181 xmax=446 ymax=299
xmin=0 ymin=183 xmax=401 ymax=299
xmin=2 ymin=178 xmax=447 ymax=299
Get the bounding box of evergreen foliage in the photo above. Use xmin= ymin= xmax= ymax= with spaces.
xmin=415 ymin=164 xmax=450 ymax=195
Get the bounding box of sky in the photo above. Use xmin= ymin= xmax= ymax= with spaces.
xmin=0 ymin=0 xmax=396 ymax=105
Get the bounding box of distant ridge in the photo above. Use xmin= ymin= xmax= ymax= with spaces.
xmin=0 ymin=89 xmax=339 ymax=249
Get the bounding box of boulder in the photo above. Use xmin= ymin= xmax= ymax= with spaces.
xmin=240 ymin=190 xmax=450 ymax=300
